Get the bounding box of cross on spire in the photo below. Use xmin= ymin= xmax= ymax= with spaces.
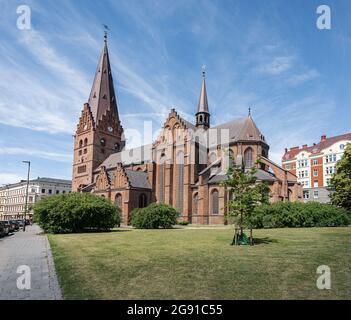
xmin=103 ymin=24 xmax=109 ymax=43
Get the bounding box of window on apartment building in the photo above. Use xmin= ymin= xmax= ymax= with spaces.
xmin=314 ymin=180 xmax=318 ymax=188
xmin=340 ymin=144 xmax=345 ymax=150
xmin=303 ymin=191 xmax=310 ymax=199
xmin=48 ymin=189 xmax=52 ymax=194
xmin=62 ymin=190 xmax=66 ymax=194
xmin=298 ymin=159 xmax=308 ymax=168
xmin=326 ymin=154 xmax=337 ymax=163
xmin=298 ymin=170 xmax=309 ymax=178
xmin=41 ymin=189 xmax=45 ymax=194
xmin=313 ymin=190 xmax=319 ymax=199
xmin=326 ymin=166 xmax=336 ymax=175
xmin=313 ymin=159 xmax=318 ymax=165
xmin=326 ymin=178 xmax=331 ymax=186
xmin=313 ymin=169 xmax=318 ymax=177
xmin=56 ymin=190 xmax=60 ymax=194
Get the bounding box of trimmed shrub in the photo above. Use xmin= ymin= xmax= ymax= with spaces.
xmin=33 ymin=193 xmax=121 ymax=234
xmin=246 ymin=202 xmax=350 ymax=229
xmin=177 ymin=220 xmax=190 ymax=226
xmin=130 ymin=203 xmax=179 ymax=229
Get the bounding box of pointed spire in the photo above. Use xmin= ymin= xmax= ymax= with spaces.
xmin=248 ymin=107 xmax=251 ymax=117
xmin=196 ymin=67 xmax=210 ymax=129
xmin=197 ymin=68 xmax=209 ymax=113
xmin=87 ymin=34 xmax=120 ymax=126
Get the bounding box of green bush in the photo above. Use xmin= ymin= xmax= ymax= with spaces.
xmin=177 ymin=220 xmax=190 ymax=226
xmin=33 ymin=193 xmax=121 ymax=234
xmin=130 ymin=203 xmax=179 ymax=229
xmin=246 ymin=202 xmax=350 ymax=229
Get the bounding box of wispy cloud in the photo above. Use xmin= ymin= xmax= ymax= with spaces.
xmin=256 ymin=56 xmax=295 ymax=75
xmin=0 ymin=147 xmax=72 ymax=162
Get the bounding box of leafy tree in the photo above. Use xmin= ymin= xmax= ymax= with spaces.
xmin=222 ymin=161 xmax=270 ymax=245
xmin=330 ymin=143 xmax=351 ymax=211
xmin=33 ymin=193 xmax=121 ymax=233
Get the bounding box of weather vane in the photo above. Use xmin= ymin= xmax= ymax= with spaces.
xmin=202 ymin=64 xmax=206 ymax=77
xmin=102 ymin=24 xmax=110 ymax=42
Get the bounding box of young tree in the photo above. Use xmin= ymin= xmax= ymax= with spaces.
xmin=330 ymin=143 xmax=351 ymax=211
xmin=222 ymin=161 xmax=270 ymax=245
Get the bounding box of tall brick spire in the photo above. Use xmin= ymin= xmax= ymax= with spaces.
xmin=196 ymin=68 xmax=210 ymax=129
xmin=88 ymin=36 xmax=120 ymax=127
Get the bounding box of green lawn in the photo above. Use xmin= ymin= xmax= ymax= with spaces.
xmin=48 ymin=226 xmax=351 ymax=300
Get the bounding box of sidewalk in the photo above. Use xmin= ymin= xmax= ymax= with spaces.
xmin=0 ymin=224 xmax=62 ymax=300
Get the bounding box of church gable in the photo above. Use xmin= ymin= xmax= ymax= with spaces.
xmin=95 ymin=166 xmax=111 ymax=191
xmin=112 ymin=163 xmax=130 ymax=189
xmin=76 ymin=103 xmax=95 ymax=134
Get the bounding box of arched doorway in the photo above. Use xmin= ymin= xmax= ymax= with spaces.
xmin=139 ymin=193 xmax=147 ymax=208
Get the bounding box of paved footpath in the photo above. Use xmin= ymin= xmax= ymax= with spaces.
xmin=0 ymin=225 xmax=62 ymax=300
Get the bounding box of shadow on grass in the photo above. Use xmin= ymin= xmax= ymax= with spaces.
xmin=253 ymin=237 xmax=278 ymax=245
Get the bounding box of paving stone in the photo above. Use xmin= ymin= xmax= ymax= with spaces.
xmin=0 ymin=225 xmax=62 ymax=300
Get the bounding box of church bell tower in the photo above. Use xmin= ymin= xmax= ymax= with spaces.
xmin=72 ymin=34 xmax=124 ymax=192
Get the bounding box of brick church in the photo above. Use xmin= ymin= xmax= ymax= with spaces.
xmin=72 ymin=37 xmax=302 ymax=224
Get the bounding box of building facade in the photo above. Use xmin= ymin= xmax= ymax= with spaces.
xmin=0 ymin=177 xmax=72 ymax=220
xmin=72 ymin=37 xmax=302 ymax=225
xmin=282 ymin=133 xmax=351 ymax=203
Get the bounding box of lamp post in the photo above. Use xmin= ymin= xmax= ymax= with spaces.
xmin=22 ymin=161 xmax=31 ymax=232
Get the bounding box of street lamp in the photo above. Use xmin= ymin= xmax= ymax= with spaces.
xmin=22 ymin=161 xmax=31 ymax=232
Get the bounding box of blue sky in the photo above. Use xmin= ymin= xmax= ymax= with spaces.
xmin=0 ymin=0 xmax=351 ymax=184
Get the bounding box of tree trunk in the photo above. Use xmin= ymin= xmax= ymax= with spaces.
xmin=250 ymin=228 xmax=254 ymax=246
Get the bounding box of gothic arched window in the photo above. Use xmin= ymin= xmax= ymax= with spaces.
xmin=211 ymin=189 xmax=219 ymax=215
xmin=84 ymin=138 xmax=88 ymax=146
xmin=139 ymin=193 xmax=147 ymax=208
xmin=193 ymin=193 xmax=199 ymax=215
xmin=176 ymin=151 xmax=184 ymax=211
xmin=244 ymin=147 xmax=253 ymax=168
xmin=115 ymin=193 xmax=122 ymax=208
xmin=79 ymin=140 xmax=83 ymax=148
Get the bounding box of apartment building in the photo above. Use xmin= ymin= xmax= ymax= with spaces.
xmin=282 ymin=133 xmax=351 ymax=203
xmin=0 ymin=177 xmax=71 ymax=220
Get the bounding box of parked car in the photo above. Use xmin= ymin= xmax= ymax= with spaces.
xmin=9 ymin=220 xmax=20 ymax=231
xmin=2 ymin=221 xmax=15 ymax=233
xmin=0 ymin=221 xmax=10 ymax=237
xmin=15 ymin=219 xmax=25 ymax=228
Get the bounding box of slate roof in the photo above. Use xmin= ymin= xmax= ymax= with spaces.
xmin=283 ymin=132 xmax=351 ymax=161
xmin=98 ymin=144 xmax=153 ymax=171
xmin=125 ymin=169 xmax=151 ymax=189
xmin=212 ymin=115 xmax=267 ymax=144
xmin=106 ymin=168 xmax=151 ymax=190
xmin=207 ymin=168 xmax=277 ymax=184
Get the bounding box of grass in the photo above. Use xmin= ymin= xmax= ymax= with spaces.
xmin=48 ymin=226 xmax=351 ymax=300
